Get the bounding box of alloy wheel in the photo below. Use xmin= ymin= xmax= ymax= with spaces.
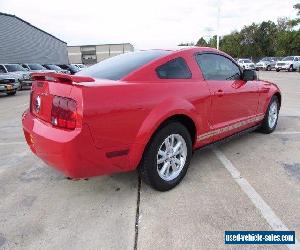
xmin=156 ymin=134 xmax=187 ymax=181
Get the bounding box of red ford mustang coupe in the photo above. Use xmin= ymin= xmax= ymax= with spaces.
xmin=22 ymin=47 xmax=281 ymax=191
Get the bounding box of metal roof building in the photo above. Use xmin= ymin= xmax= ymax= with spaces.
xmin=0 ymin=12 xmax=68 ymax=64
xmin=68 ymin=43 xmax=134 ymax=65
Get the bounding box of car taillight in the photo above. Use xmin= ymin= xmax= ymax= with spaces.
xmin=51 ymin=96 xmax=77 ymax=130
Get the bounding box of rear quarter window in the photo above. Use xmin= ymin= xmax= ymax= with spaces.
xmin=156 ymin=57 xmax=192 ymax=79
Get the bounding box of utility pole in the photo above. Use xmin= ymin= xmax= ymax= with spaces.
xmin=216 ymin=0 xmax=220 ymax=50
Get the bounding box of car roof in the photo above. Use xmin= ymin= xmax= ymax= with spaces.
xmin=139 ymin=46 xmax=219 ymax=53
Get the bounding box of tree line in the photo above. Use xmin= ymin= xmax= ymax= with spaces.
xmin=179 ymin=4 xmax=300 ymax=60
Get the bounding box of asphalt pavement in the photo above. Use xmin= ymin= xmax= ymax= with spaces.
xmin=0 ymin=71 xmax=299 ymax=250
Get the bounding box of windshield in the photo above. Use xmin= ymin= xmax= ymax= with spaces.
xmin=28 ymin=64 xmax=46 ymax=70
xmin=77 ymin=50 xmax=171 ymax=80
xmin=46 ymin=64 xmax=61 ymax=70
xmin=282 ymin=56 xmax=294 ymax=61
xmin=243 ymin=59 xmax=252 ymax=63
xmin=68 ymin=65 xmax=80 ymax=72
xmin=4 ymin=64 xmax=27 ymax=72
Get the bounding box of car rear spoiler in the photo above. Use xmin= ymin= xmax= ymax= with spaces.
xmin=31 ymin=73 xmax=95 ymax=84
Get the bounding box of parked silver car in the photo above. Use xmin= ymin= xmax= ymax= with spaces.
xmin=255 ymin=57 xmax=277 ymax=71
xmin=0 ymin=75 xmax=19 ymax=96
xmin=21 ymin=63 xmax=55 ymax=73
xmin=42 ymin=64 xmax=70 ymax=74
xmin=0 ymin=64 xmax=32 ymax=89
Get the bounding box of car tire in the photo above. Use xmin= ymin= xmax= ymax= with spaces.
xmin=288 ymin=65 xmax=293 ymax=72
xmin=7 ymin=91 xmax=16 ymax=96
xmin=259 ymin=96 xmax=279 ymax=134
xmin=276 ymin=69 xmax=280 ymax=72
xmin=139 ymin=122 xmax=192 ymax=191
xmin=266 ymin=65 xmax=271 ymax=71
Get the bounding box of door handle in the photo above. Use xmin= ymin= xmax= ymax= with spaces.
xmin=214 ymin=89 xmax=224 ymax=97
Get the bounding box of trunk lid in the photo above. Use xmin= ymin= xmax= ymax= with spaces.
xmin=30 ymin=73 xmax=94 ymax=124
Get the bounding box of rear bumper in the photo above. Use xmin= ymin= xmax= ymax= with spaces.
xmin=22 ymin=111 xmax=130 ymax=178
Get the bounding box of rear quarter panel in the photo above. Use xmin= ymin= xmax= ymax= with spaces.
xmin=81 ymin=80 xmax=211 ymax=170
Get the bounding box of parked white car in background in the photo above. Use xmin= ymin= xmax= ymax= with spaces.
xmin=237 ymin=58 xmax=255 ymax=70
xmin=275 ymin=56 xmax=300 ymax=72
xmin=0 ymin=64 xmax=32 ymax=89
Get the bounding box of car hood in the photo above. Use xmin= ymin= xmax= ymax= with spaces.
xmin=3 ymin=71 xmax=30 ymax=79
xmin=0 ymin=74 xmax=15 ymax=80
xmin=277 ymin=60 xmax=292 ymax=64
xmin=29 ymin=70 xmax=56 ymax=73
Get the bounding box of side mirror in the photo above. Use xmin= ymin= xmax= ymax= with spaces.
xmin=242 ymin=69 xmax=257 ymax=81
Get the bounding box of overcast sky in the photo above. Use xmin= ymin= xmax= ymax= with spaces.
xmin=1 ymin=0 xmax=299 ymax=49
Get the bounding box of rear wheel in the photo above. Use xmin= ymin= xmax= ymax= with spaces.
xmin=259 ymin=96 xmax=279 ymax=134
xmin=288 ymin=65 xmax=293 ymax=72
xmin=266 ymin=65 xmax=271 ymax=71
xmin=139 ymin=122 xmax=192 ymax=191
xmin=276 ymin=68 xmax=280 ymax=72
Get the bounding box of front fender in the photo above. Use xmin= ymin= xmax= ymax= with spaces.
xmin=258 ymin=81 xmax=281 ymax=114
xmin=128 ymin=97 xmax=200 ymax=170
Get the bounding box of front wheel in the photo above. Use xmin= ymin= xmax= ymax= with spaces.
xmin=266 ymin=65 xmax=271 ymax=71
xmin=276 ymin=69 xmax=280 ymax=72
xmin=139 ymin=122 xmax=192 ymax=191
xmin=288 ymin=65 xmax=293 ymax=72
xmin=259 ymin=96 xmax=279 ymax=134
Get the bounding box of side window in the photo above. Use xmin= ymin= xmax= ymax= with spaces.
xmin=196 ymin=53 xmax=241 ymax=80
xmin=0 ymin=65 xmax=6 ymax=73
xmin=156 ymin=57 xmax=192 ymax=79
xmin=295 ymin=58 xmax=299 ymax=61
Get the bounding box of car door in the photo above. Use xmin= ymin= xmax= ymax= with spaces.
xmin=195 ymin=53 xmax=259 ymax=140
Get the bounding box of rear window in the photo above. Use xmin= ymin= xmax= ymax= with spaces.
xmin=77 ymin=50 xmax=171 ymax=80
xmin=156 ymin=57 xmax=191 ymax=79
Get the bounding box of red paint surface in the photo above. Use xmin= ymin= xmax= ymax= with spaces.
xmin=22 ymin=47 xmax=281 ymax=178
